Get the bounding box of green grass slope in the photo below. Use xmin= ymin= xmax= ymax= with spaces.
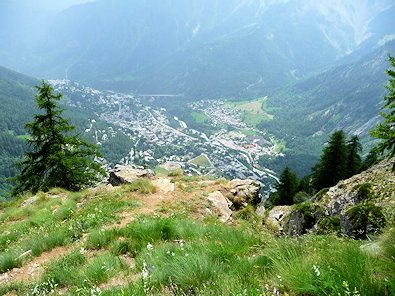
xmin=0 ymin=176 xmax=393 ymax=295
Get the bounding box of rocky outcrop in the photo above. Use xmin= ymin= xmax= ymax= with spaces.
xmin=226 ymin=179 xmax=261 ymax=209
xmin=205 ymin=178 xmax=262 ymax=222
xmin=284 ymin=158 xmax=394 ymax=237
xmin=108 ymin=165 xmax=155 ymax=186
xmin=316 ymin=158 xmax=395 ymax=216
xmin=207 ymin=191 xmax=233 ymax=222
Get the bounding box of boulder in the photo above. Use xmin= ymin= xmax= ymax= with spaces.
xmin=207 ymin=191 xmax=233 ymax=222
xmin=108 ymin=165 xmax=155 ymax=186
xmin=227 ymin=179 xmax=261 ymax=209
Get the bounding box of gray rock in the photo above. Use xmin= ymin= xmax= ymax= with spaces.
xmin=207 ymin=191 xmax=233 ymax=222
xmin=227 ymin=178 xmax=261 ymax=209
xmin=108 ymin=165 xmax=155 ymax=186
xmin=287 ymin=211 xmax=306 ymax=236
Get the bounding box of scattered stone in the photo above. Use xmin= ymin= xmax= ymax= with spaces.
xmin=21 ymin=196 xmax=40 ymax=208
xmin=207 ymin=191 xmax=233 ymax=222
xmin=152 ymin=178 xmax=174 ymax=194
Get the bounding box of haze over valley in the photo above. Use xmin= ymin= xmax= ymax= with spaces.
xmin=1 ymin=0 xmax=395 ymax=191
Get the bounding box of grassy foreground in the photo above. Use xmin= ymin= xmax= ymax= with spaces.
xmin=0 ymin=178 xmax=394 ymax=295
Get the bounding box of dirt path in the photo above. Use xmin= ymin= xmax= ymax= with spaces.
xmin=0 ymin=245 xmax=76 ymax=286
xmin=0 ymin=178 xmax=181 ymax=287
xmin=115 ymin=178 xmax=175 ymax=228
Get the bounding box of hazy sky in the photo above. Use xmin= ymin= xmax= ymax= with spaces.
xmin=15 ymin=0 xmax=95 ymax=11
xmin=29 ymin=0 xmax=96 ymax=12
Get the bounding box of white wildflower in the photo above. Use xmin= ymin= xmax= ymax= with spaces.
xmin=313 ymin=264 xmax=320 ymax=277
xmin=147 ymin=243 xmax=153 ymax=251
xmin=142 ymin=262 xmax=149 ymax=279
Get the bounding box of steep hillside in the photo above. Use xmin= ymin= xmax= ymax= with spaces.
xmin=0 ymin=0 xmax=394 ymax=97
xmin=0 ymin=67 xmax=37 ymax=198
xmin=0 ymin=170 xmax=394 ymax=295
xmin=257 ymin=40 xmax=395 ymax=174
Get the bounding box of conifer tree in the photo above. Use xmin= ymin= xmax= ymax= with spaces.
xmin=274 ymin=166 xmax=299 ymax=205
xmin=371 ymin=54 xmax=395 ymax=170
xmin=346 ymin=135 xmax=362 ymax=177
xmin=312 ymin=130 xmax=348 ymax=190
xmin=12 ymin=81 xmax=105 ymax=196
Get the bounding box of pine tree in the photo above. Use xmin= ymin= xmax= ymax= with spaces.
xmin=12 ymin=81 xmax=105 ymax=196
xmin=312 ymin=130 xmax=348 ymax=190
xmin=346 ymin=135 xmax=362 ymax=177
xmin=274 ymin=166 xmax=299 ymax=205
xmin=371 ymin=54 xmax=395 ymax=170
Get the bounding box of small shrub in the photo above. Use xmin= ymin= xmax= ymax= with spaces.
xmin=342 ymin=202 xmax=386 ymax=239
xmin=47 ymin=187 xmax=68 ymax=195
xmin=124 ymin=179 xmax=157 ymax=194
xmin=37 ymin=191 xmax=47 ymax=202
xmin=293 ymin=191 xmax=310 ymax=204
xmin=233 ymin=205 xmax=259 ymax=223
xmin=314 ymin=188 xmax=329 ymax=202
xmin=352 ymin=183 xmax=373 ymax=201
xmin=53 ymin=200 xmax=77 ymax=221
xmin=293 ymin=201 xmax=315 ymax=225
xmin=317 ymin=216 xmax=341 ymax=234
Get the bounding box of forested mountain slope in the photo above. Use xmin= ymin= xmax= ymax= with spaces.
xmin=0 ymin=67 xmax=37 ymax=197
xmin=259 ymin=41 xmax=395 ymax=163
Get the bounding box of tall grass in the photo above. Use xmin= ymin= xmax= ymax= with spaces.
xmin=41 ymin=250 xmax=86 ymax=287
xmin=265 ymin=235 xmax=388 ymax=295
xmin=123 ymin=180 xmax=157 ymax=194
xmin=84 ymin=252 xmax=124 ymax=284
